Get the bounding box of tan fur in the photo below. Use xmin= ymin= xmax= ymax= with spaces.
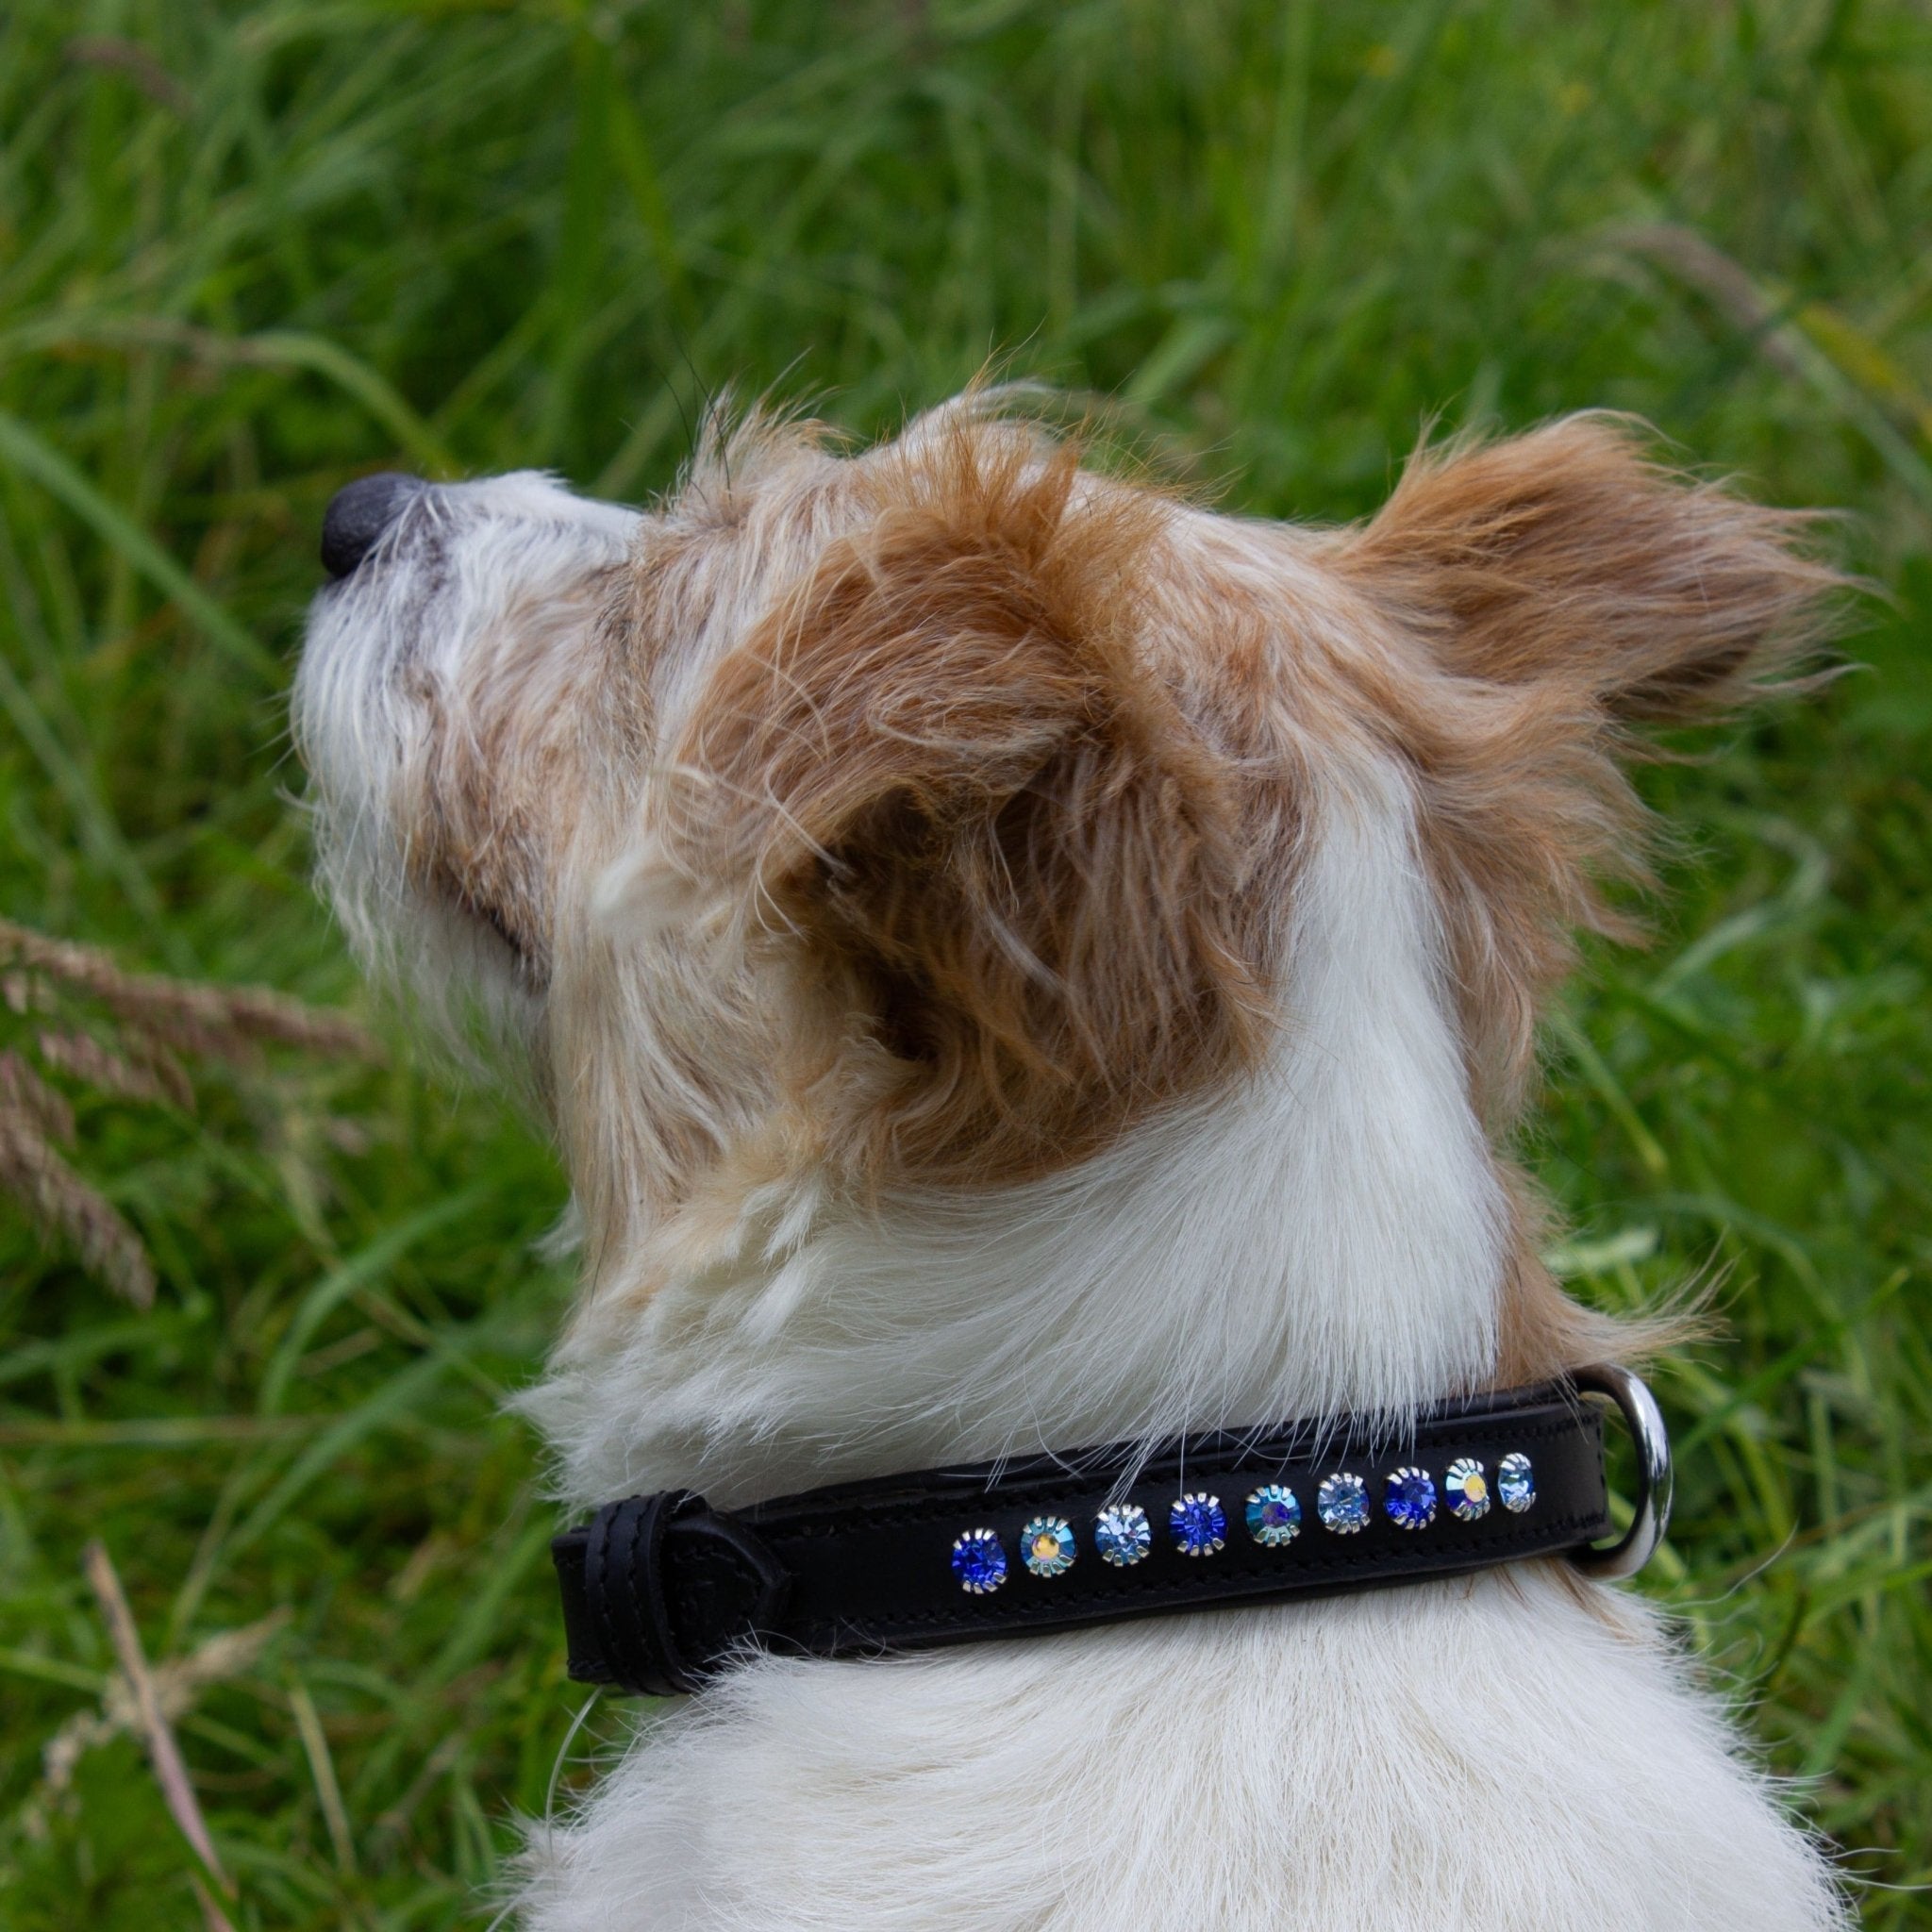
xmin=657 ymin=428 xmax=1286 ymax=1184
xmin=1347 ymin=417 xmax=1837 ymax=716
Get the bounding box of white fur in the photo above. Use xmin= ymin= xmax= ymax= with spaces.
xmin=294 ymin=437 xmax=1850 ymax=1932
xmin=521 ymin=1580 xmax=1841 ymax=1932
xmin=524 ymin=760 xmax=1507 ymax=1509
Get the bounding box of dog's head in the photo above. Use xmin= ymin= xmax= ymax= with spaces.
xmin=295 ymin=399 xmax=1836 ymax=1379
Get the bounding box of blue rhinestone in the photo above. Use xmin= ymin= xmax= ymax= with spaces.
xmin=1384 ymin=1466 xmax=1437 ymax=1530
xmin=1244 ymin=1484 xmax=1302 ymax=1547
xmin=1094 ymin=1503 xmax=1152 ymax=1567
xmin=1020 ymin=1515 xmax=1076 ymax=1578
xmin=1498 ymin=1453 xmax=1536 ymax=1513
xmin=1169 ymin=1492 xmax=1227 ymax=1556
xmin=1316 ymin=1472 xmax=1369 ymax=1534
xmin=1444 ymin=1457 xmax=1490 ymax=1522
xmin=950 ymin=1527 xmax=1008 ymax=1594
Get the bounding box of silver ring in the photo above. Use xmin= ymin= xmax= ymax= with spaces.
xmin=1568 ymin=1363 xmax=1674 ymax=1581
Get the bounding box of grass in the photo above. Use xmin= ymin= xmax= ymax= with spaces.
xmin=0 ymin=0 xmax=1928 ymax=1924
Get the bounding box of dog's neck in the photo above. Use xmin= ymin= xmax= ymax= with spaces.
xmin=529 ymin=761 xmax=1510 ymax=1511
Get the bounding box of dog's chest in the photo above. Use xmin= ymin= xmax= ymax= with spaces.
xmin=518 ymin=1572 xmax=1845 ymax=1932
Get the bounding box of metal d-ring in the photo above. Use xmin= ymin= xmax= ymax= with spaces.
xmin=1568 ymin=1363 xmax=1674 ymax=1582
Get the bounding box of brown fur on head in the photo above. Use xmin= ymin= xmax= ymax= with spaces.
xmin=656 ymin=430 xmax=1283 ymax=1185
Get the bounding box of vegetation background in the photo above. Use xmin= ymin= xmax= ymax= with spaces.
xmin=2 ymin=1 xmax=1928 ymax=1925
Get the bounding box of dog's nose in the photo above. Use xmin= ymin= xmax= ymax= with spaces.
xmin=321 ymin=472 xmax=425 ymax=579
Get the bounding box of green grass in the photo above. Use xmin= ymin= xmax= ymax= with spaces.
xmin=1 ymin=1 xmax=1928 ymax=1924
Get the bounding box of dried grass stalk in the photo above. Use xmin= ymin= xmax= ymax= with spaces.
xmin=0 ymin=1097 xmax=157 ymax=1307
xmin=33 ymin=1610 xmax=290 ymax=1824
xmin=1 ymin=1045 xmax=77 ymax=1141
xmin=0 ymin=919 xmax=381 ymax=1065
xmin=82 ymin=1540 xmax=235 ymax=1897
xmin=35 ymin=1026 xmax=193 ymax=1108
xmin=0 ymin=919 xmax=381 ymax=1303
xmin=1610 ymin=223 xmax=1814 ymax=384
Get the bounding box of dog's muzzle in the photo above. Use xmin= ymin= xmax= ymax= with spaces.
xmin=552 ymin=1367 xmax=1672 ymax=1697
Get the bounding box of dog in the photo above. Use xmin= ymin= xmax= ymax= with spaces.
xmin=295 ymin=395 xmax=1849 ymax=1931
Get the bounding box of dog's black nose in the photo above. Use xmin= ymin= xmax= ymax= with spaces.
xmin=321 ymin=472 xmax=424 ymax=579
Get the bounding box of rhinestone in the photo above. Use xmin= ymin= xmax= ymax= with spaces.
xmin=1094 ymin=1504 xmax=1152 ymax=1567
xmin=1498 ymin=1452 xmax=1536 ymax=1513
xmin=1316 ymin=1472 xmax=1370 ymax=1534
xmin=1169 ymin=1492 xmax=1227 ymax=1557
xmin=1244 ymin=1484 xmax=1302 ymax=1547
xmin=950 ymin=1527 xmax=1008 ymax=1594
xmin=1020 ymin=1515 xmax=1076 ymax=1578
xmin=1384 ymin=1466 xmax=1437 ymax=1530
xmin=1444 ymin=1457 xmax=1490 ymax=1522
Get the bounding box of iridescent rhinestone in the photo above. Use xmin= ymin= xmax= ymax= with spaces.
xmin=1020 ymin=1515 xmax=1076 ymax=1578
xmin=1244 ymin=1484 xmax=1302 ymax=1547
xmin=1169 ymin=1492 xmax=1227 ymax=1557
xmin=950 ymin=1527 xmax=1008 ymax=1594
xmin=1498 ymin=1452 xmax=1536 ymax=1513
xmin=1384 ymin=1466 xmax=1437 ymax=1531
xmin=1094 ymin=1503 xmax=1152 ymax=1567
xmin=1444 ymin=1457 xmax=1490 ymax=1522
xmin=1316 ymin=1472 xmax=1370 ymax=1534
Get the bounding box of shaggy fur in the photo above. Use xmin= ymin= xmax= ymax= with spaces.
xmin=294 ymin=395 xmax=1848 ymax=1931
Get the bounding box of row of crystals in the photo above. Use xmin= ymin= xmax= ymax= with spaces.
xmin=950 ymin=1454 xmax=1536 ymax=1593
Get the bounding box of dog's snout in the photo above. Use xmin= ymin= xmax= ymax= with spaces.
xmin=321 ymin=472 xmax=425 ymax=579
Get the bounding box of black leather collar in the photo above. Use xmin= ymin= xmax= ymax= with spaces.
xmin=553 ymin=1377 xmax=1648 ymax=1697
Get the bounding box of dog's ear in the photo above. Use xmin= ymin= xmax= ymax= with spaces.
xmin=1344 ymin=414 xmax=1840 ymax=721
xmin=657 ymin=430 xmax=1272 ymax=1182
xmin=1336 ymin=416 xmax=1843 ymax=1125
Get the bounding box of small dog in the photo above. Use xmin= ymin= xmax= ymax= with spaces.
xmin=296 ymin=397 xmax=1848 ymax=1931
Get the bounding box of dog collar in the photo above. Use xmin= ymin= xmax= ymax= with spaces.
xmin=552 ymin=1365 xmax=1671 ymax=1697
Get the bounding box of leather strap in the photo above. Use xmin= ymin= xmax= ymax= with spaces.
xmin=554 ymin=1380 xmax=1610 ymax=1695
